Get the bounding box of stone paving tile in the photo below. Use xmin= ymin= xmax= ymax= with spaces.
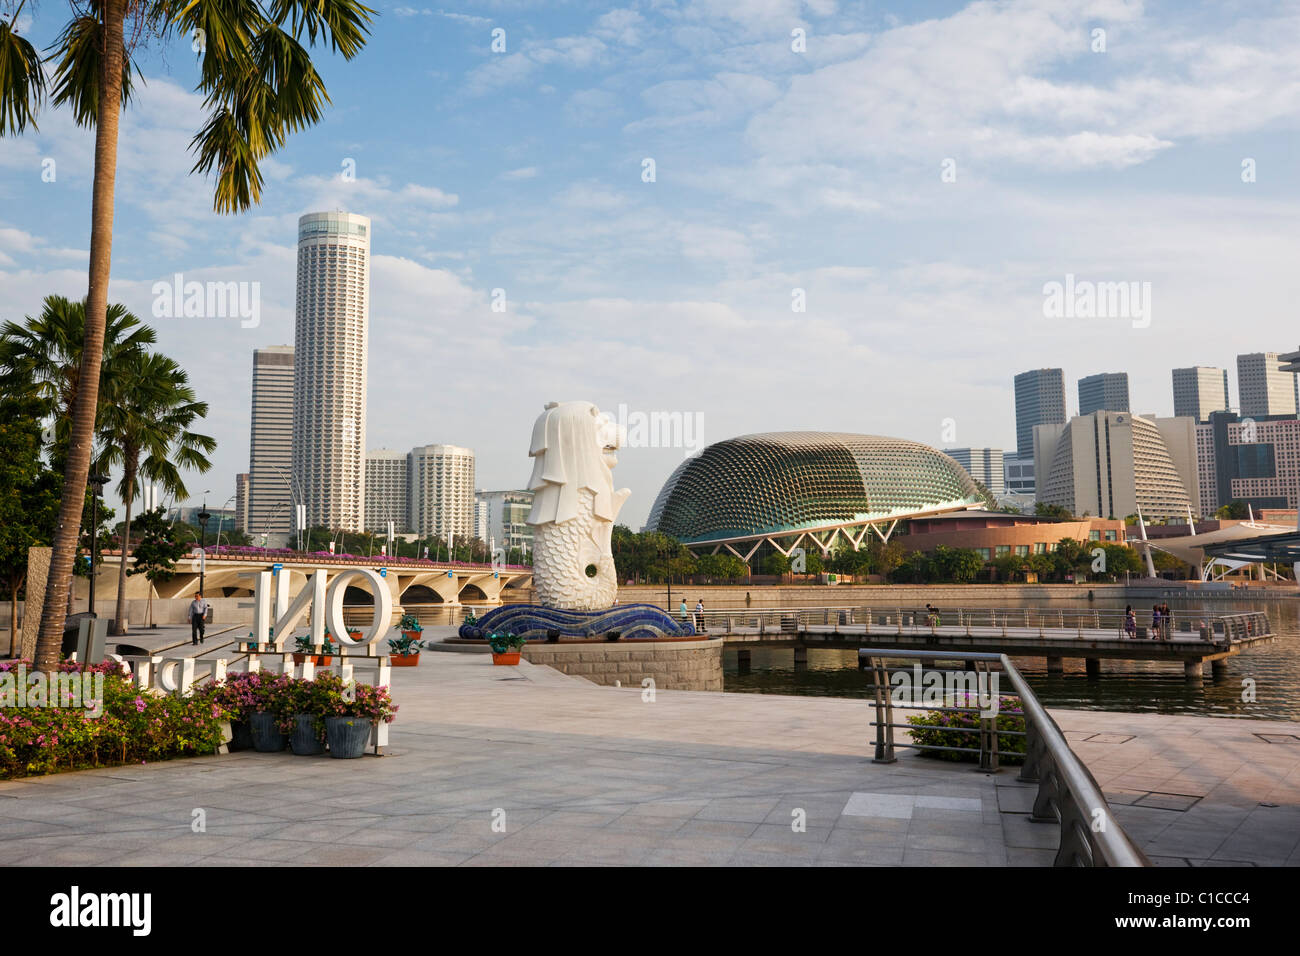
xmin=7 ymin=649 xmax=1299 ymax=867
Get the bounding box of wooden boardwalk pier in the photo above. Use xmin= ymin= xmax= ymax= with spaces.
xmin=698 ymin=606 xmax=1277 ymax=682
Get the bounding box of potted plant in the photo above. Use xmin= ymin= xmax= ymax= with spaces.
xmin=487 ymin=631 xmax=526 ymax=665
xmin=285 ymin=677 xmax=328 ymax=756
xmin=318 ymin=672 xmax=398 ymax=759
xmin=387 ymin=631 xmax=424 ymax=666
xmin=399 ymin=613 xmax=423 ymax=640
xmin=292 ymin=633 xmax=338 ymax=665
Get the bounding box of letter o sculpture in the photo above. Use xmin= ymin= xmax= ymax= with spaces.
xmin=326 ymin=568 xmax=393 ymax=647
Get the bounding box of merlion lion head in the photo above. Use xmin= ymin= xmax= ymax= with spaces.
xmin=526 ymin=401 xmax=624 ymax=526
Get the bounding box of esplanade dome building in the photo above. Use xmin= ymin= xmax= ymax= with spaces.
xmin=646 ymin=432 xmax=983 ymax=560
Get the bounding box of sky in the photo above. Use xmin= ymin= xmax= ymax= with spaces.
xmin=2 ymin=0 xmax=1299 ymax=528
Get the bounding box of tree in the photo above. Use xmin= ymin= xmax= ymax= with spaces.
xmin=96 ymin=351 xmax=216 ymax=635
xmin=0 ymin=394 xmax=61 ymax=654
xmin=696 ymin=553 xmax=747 ymax=581
xmin=1034 ymin=502 xmax=1074 ymax=520
xmin=763 ymin=551 xmax=791 ymax=576
xmin=127 ymin=507 xmax=190 ymax=628
xmin=0 ymin=296 xmax=156 ymax=466
xmin=1 ymin=0 xmax=376 ymax=668
xmin=1217 ymin=500 xmax=1250 ymax=520
xmin=931 ymin=545 xmax=983 ymax=583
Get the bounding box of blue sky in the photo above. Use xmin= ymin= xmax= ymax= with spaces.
xmin=2 ymin=0 xmax=1299 ymax=526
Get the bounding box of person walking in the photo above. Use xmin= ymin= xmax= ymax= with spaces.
xmin=695 ymin=598 xmax=706 ymax=633
xmin=1162 ymin=602 xmax=1174 ymax=640
xmin=1124 ymin=605 xmax=1137 ymax=639
xmin=679 ymin=598 xmax=689 ymax=625
xmin=1151 ymin=605 xmax=1162 ymax=640
xmin=189 ymin=591 xmax=209 ymax=646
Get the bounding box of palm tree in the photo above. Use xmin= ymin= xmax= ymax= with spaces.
xmin=95 ymin=351 xmax=216 ymax=635
xmin=0 ymin=295 xmax=156 ymax=464
xmin=0 ymin=0 xmax=375 ymax=668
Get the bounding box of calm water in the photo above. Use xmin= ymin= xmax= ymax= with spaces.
xmin=722 ymin=596 xmax=1300 ymax=721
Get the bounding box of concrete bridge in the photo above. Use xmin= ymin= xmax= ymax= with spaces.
xmin=697 ymin=606 xmax=1275 ymax=683
xmin=86 ymin=549 xmax=534 ymax=622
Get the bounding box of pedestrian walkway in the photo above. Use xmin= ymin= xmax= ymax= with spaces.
xmin=0 ymin=651 xmax=1296 ymax=866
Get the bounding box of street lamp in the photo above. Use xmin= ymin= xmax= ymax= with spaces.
xmin=87 ymin=473 xmax=109 ymax=616
xmin=214 ymin=494 xmax=236 ymax=549
xmin=197 ymin=497 xmax=211 ymax=598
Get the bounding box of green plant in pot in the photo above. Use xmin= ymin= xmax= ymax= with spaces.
xmin=387 ymin=631 xmax=424 ymax=666
xmin=399 ymin=613 xmax=423 ymax=638
xmin=293 ymin=632 xmax=338 ymax=665
xmin=487 ymin=631 xmax=526 ymax=665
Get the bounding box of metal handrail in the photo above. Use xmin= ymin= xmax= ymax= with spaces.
xmin=858 ymin=648 xmax=1149 ymax=868
xmin=684 ymin=605 xmax=1269 ymax=642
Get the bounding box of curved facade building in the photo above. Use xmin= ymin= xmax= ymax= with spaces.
xmin=646 ymin=432 xmax=982 ymax=550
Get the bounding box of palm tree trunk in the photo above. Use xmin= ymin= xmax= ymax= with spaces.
xmin=33 ymin=0 xmax=127 ymax=670
xmin=113 ymin=464 xmax=135 ymax=636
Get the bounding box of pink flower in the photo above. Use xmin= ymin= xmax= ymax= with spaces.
xmin=134 ymin=697 xmax=146 ymax=713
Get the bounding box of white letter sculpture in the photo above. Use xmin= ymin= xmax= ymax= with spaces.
xmin=526 ymin=401 xmax=631 ymax=610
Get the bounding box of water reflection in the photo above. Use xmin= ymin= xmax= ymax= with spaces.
xmin=722 ymin=596 xmax=1300 ymax=721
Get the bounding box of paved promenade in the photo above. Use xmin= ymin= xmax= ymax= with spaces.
xmin=1 ymin=650 xmax=1297 ymax=866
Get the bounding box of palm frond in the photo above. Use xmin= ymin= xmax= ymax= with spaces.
xmin=48 ymin=14 xmax=141 ymax=128
xmin=0 ymin=20 xmax=46 ymax=134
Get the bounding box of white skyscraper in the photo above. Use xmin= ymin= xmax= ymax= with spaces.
xmin=1172 ymin=366 xmax=1230 ymax=423
xmin=365 ymin=450 xmax=408 ymax=533
xmin=1237 ymin=352 xmax=1299 ymax=418
xmin=407 ymin=444 xmax=476 ymax=540
xmin=292 ymin=212 xmax=371 ymax=532
xmin=247 ymin=346 xmax=294 ymax=538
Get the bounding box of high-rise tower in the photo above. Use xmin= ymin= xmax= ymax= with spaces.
xmin=292 ymin=211 xmax=371 ymax=532
xmin=247 ymin=346 xmax=294 ymax=538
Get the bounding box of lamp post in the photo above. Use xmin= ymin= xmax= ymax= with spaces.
xmin=197 ymin=499 xmax=211 ymax=599
xmin=214 ymin=494 xmax=236 ymax=549
xmin=87 ymin=473 xmax=109 ymax=616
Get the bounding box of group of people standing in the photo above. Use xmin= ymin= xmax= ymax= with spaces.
xmin=679 ymin=598 xmax=707 ymax=632
xmin=1124 ymin=603 xmax=1174 ymax=640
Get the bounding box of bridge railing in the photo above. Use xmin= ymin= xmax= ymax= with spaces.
xmin=684 ymin=605 xmax=1269 ymax=641
xmin=859 ymin=648 xmax=1149 ymax=868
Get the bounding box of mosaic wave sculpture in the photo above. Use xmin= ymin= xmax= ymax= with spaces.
xmin=458 ymin=603 xmax=695 ymax=641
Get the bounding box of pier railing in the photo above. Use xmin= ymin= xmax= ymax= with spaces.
xmin=685 ymin=605 xmax=1269 ymax=643
xmin=859 ymin=648 xmax=1149 ymax=868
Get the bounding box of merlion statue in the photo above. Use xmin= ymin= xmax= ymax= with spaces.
xmin=526 ymin=401 xmax=631 ymax=610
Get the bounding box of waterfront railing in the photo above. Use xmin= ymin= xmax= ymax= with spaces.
xmin=859 ymin=648 xmax=1150 ymax=867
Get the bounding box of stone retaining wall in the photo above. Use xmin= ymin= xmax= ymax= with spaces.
xmin=521 ymin=639 xmax=723 ymax=691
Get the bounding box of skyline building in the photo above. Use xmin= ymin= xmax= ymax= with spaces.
xmin=408 ymin=444 xmax=476 ymax=541
xmin=476 ymin=489 xmax=536 ymax=554
xmin=942 ymin=448 xmax=1005 ymax=496
xmin=1013 ymin=368 xmax=1067 ymax=461
xmin=1196 ymin=411 xmax=1300 ymax=516
xmin=1077 ymin=372 xmax=1131 ymax=416
xmin=1034 ymin=411 xmax=1197 ymax=521
xmin=365 ymin=449 xmax=409 ymax=533
xmin=234 ymin=473 xmax=249 ymax=533
xmin=247 ymin=346 xmax=294 ymax=538
xmin=292 ymin=211 xmax=371 ymax=532
xmin=1237 ymin=352 xmax=1299 ymax=418
xmin=1172 ymin=366 xmax=1231 ymax=423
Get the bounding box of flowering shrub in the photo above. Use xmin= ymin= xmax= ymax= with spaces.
xmin=905 ymin=695 xmax=1027 ymax=764
xmin=191 ymin=671 xmax=398 ymax=735
xmin=0 ymin=661 xmax=227 ymax=780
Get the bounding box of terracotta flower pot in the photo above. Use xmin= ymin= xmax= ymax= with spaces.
xmin=401 ymin=630 xmax=422 ymax=640
xmin=313 ymin=655 xmax=333 ymax=666
xmin=391 ymin=652 xmax=420 ymax=667
xmin=491 ymin=651 xmax=521 ymax=666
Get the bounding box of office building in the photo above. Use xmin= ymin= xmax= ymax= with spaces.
xmin=292 ymin=211 xmax=371 ymax=532
xmin=1034 ymin=411 xmax=1198 ymax=521
xmin=234 ymin=473 xmax=249 ymax=533
xmin=1237 ymin=352 xmax=1299 ymax=418
xmin=943 ymin=448 xmax=1005 ymax=496
xmin=365 ymin=450 xmax=409 ymax=533
xmin=1077 ymin=372 xmax=1130 ymax=416
xmin=1012 ymin=368 xmax=1066 ymax=497
xmin=476 ymin=490 xmax=536 ymax=554
xmin=1171 ymin=366 xmax=1230 ymax=423
xmin=408 ymin=444 xmax=476 ymax=541
xmin=1003 ymin=453 xmax=1035 ymax=497
xmin=247 ymin=346 xmax=294 ymax=537
xmin=1196 ymin=412 xmax=1300 ymax=516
